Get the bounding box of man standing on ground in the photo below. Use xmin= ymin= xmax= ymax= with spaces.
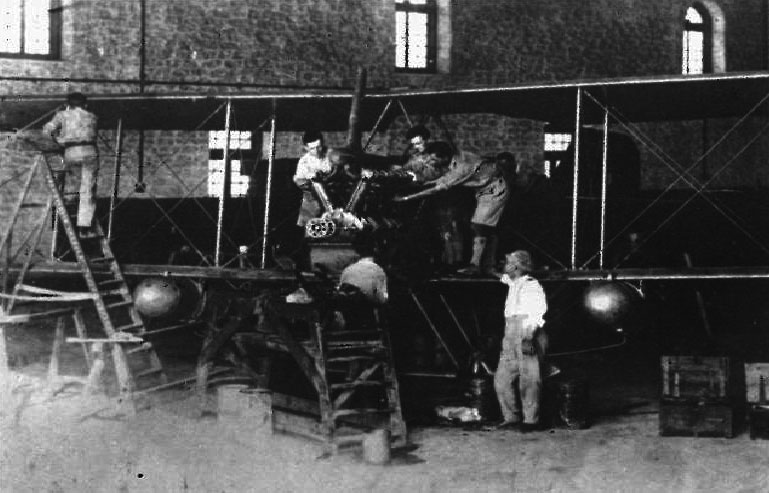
xmin=493 ymin=250 xmax=548 ymax=431
xmin=43 ymin=92 xmax=100 ymax=237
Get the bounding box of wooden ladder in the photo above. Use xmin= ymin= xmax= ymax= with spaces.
xmin=40 ymin=155 xmax=167 ymax=408
xmin=311 ymin=299 xmax=407 ymax=454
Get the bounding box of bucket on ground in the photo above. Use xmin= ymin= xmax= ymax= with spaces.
xmin=362 ymin=428 xmax=391 ymax=465
xmin=217 ymin=384 xmax=249 ymax=419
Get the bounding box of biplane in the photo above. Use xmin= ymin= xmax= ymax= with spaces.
xmin=3 ymin=69 xmax=769 ymax=447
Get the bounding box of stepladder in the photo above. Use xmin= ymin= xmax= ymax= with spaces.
xmin=36 ymin=153 xmax=167 ymax=410
xmin=262 ymin=291 xmax=408 ymax=455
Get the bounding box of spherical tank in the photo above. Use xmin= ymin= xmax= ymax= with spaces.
xmin=133 ymin=278 xmax=181 ymax=319
xmin=583 ymin=281 xmax=636 ymax=326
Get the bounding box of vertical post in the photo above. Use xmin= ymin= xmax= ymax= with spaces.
xmin=260 ymin=101 xmax=277 ymax=269
xmin=570 ymin=88 xmax=583 ymax=270
xmin=214 ymin=100 xmax=233 ymax=267
xmin=135 ymin=0 xmax=147 ymax=192
xmin=347 ymin=66 xmax=367 ymax=152
xmin=599 ymin=107 xmax=609 ymax=270
xmin=108 ymin=118 xmax=123 ymax=240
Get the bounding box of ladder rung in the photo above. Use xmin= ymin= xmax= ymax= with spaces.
xmin=326 ymin=355 xmax=377 ymax=363
xmin=139 ymin=324 xmax=192 ymax=336
xmin=98 ymin=289 xmax=126 ymax=297
xmin=324 ymin=330 xmax=382 ymax=337
xmin=135 ymin=367 xmax=164 ymax=379
xmin=97 ymin=279 xmax=124 ymax=287
xmin=332 ymin=408 xmax=390 ymax=418
xmin=107 ymin=300 xmax=134 ymax=310
xmin=66 ymin=336 xmax=143 ymax=344
xmin=21 ymin=202 xmax=48 ymax=209
xmin=126 ymin=342 xmax=153 ymax=355
xmin=327 ymin=341 xmax=384 ymax=350
xmin=88 ymin=256 xmax=115 ymax=264
xmin=115 ymin=322 xmax=144 ymax=333
xmin=330 ymin=381 xmax=384 ymax=390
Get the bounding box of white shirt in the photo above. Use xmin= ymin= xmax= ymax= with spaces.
xmin=338 ymin=257 xmax=389 ymax=305
xmin=500 ymin=273 xmax=547 ymax=328
xmin=293 ymin=152 xmax=332 ymax=185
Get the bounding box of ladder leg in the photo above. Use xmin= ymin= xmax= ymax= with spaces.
xmin=84 ymin=342 xmax=105 ymax=394
xmin=46 ymin=316 xmax=66 ymax=394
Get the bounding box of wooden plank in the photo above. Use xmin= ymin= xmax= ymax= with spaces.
xmin=272 ymin=409 xmax=324 ymax=440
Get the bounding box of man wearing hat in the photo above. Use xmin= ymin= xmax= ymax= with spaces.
xmin=492 ymin=250 xmax=548 ymax=431
xmin=43 ymin=92 xmax=100 ymax=238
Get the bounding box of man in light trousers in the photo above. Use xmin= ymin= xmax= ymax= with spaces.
xmin=493 ymin=250 xmax=548 ymax=431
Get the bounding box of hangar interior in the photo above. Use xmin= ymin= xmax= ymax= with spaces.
xmin=2 ymin=1 xmax=769 ymax=491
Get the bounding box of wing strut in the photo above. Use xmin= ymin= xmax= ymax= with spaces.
xmin=570 ymin=88 xmax=582 ymax=269
xmin=260 ymin=100 xmax=278 ymax=269
xmin=214 ymin=99 xmax=233 ymax=267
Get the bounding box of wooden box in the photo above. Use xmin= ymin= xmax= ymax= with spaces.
xmin=744 ymin=363 xmax=769 ymax=404
xmin=661 ymin=356 xmax=730 ymax=402
xmin=748 ymin=406 xmax=769 ymax=439
xmin=659 ymin=399 xmax=735 ymax=438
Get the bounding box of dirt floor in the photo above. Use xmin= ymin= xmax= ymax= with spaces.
xmin=2 ymin=321 xmax=769 ymax=493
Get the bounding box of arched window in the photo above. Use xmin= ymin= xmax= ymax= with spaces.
xmin=682 ymin=6 xmax=710 ymax=74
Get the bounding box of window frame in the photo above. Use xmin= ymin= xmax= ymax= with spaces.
xmin=0 ymin=0 xmax=62 ymax=60
xmin=395 ymin=0 xmax=437 ymax=74
xmin=682 ymin=4 xmax=712 ymax=74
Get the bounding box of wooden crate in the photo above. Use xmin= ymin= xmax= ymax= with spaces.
xmin=749 ymin=406 xmax=769 ymax=440
xmin=659 ymin=399 xmax=735 ymax=438
xmin=661 ymin=356 xmax=729 ymax=402
xmin=744 ymin=363 xmax=769 ymax=404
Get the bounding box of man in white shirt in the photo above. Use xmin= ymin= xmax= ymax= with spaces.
xmin=338 ymin=238 xmax=388 ymax=305
xmin=43 ymin=92 xmax=100 ymax=237
xmin=493 ymin=250 xmax=548 ymax=431
xmin=293 ymin=130 xmax=333 ymax=228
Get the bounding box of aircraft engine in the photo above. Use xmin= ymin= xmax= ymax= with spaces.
xmin=583 ymin=281 xmax=637 ymax=326
xmin=133 ymin=277 xmax=205 ymax=320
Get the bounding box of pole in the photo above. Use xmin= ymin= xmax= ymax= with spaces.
xmin=570 ymin=88 xmax=582 ymax=270
xmin=108 ymin=118 xmax=123 ymax=240
xmin=136 ymin=0 xmax=147 ymax=192
xmin=260 ymin=101 xmax=277 ymax=269
xmin=347 ymin=67 xmax=366 ymax=152
xmin=214 ymin=100 xmax=232 ymax=267
xmin=599 ymin=107 xmax=609 ymax=269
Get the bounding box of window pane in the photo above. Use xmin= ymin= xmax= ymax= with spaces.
xmin=685 ymin=7 xmax=703 ymax=24
xmin=0 ymin=0 xmax=22 ymax=53
xmin=209 ymin=130 xmax=252 ymax=150
xmin=682 ymin=31 xmax=703 ymax=74
xmin=544 ymin=133 xmax=572 ymax=152
xmin=208 ymin=160 xmax=225 ymax=197
xmin=24 ymin=0 xmax=49 ymax=55
xmin=407 ymin=12 xmax=428 ymax=69
xmin=395 ymin=11 xmax=407 ymax=68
